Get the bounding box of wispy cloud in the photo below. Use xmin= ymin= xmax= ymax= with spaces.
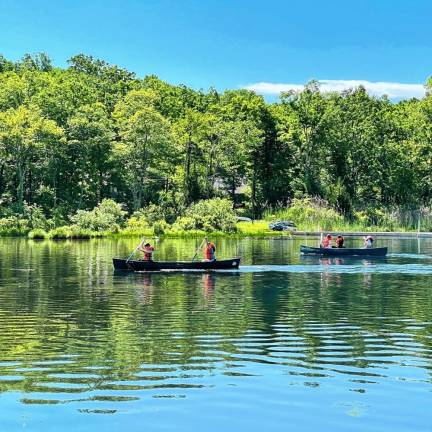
xmin=243 ymin=80 xmax=426 ymax=99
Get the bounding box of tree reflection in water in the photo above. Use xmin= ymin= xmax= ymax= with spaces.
xmin=0 ymin=237 xmax=431 ymax=432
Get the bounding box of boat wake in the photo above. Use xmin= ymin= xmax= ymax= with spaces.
xmin=237 ymin=264 xmax=432 ymax=275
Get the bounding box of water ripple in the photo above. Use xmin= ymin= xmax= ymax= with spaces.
xmin=1 ymin=237 xmax=432 ymax=432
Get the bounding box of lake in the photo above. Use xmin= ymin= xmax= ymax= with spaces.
xmin=0 ymin=236 xmax=431 ymax=431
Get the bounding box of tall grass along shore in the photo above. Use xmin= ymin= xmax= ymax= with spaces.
xmin=1 ymin=197 xmax=431 ymax=240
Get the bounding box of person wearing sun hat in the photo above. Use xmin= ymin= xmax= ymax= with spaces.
xmin=363 ymin=235 xmax=374 ymax=248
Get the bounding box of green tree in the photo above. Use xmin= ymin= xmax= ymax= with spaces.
xmin=279 ymin=81 xmax=329 ymax=197
xmin=66 ymin=102 xmax=114 ymax=207
xmin=114 ymin=99 xmax=174 ymax=210
xmin=0 ymin=106 xmax=63 ymax=212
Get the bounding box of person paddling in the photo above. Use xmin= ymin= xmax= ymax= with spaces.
xmin=203 ymin=239 xmax=216 ymax=261
xmin=322 ymin=234 xmax=332 ymax=248
xmin=139 ymin=242 xmax=155 ymax=261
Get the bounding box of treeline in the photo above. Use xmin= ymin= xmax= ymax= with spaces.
xmin=0 ymin=53 xmax=432 ymax=225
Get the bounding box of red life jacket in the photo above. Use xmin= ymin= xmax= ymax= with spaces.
xmin=204 ymin=243 xmax=215 ymax=260
xmin=143 ymin=246 xmax=154 ymax=261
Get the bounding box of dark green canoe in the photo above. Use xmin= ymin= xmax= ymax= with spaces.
xmin=300 ymin=245 xmax=387 ymax=257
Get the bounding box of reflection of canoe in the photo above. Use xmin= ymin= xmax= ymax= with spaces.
xmin=113 ymin=258 xmax=241 ymax=271
xmin=300 ymin=245 xmax=387 ymax=257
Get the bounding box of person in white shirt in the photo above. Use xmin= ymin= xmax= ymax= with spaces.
xmin=364 ymin=235 xmax=374 ymax=248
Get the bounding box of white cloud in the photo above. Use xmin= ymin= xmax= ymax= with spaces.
xmin=244 ymin=80 xmax=426 ymax=99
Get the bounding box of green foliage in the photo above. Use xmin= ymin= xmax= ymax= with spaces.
xmin=48 ymin=226 xmax=105 ymax=239
xmin=0 ymin=105 xmax=64 ymax=212
xmin=0 ymin=216 xmax=29 ymax=236
xmin=0 ymin=53 xmax=432 ymax=233
xmin=173 ymin=216 xmax=197 ymax=231
xmin=265 ymin=198 xmax=343 ymax=231
xmin=23 ymin=203 xmax=51 ymax=229
xmin=177 ymin=198 xmax=237 ymax=232
xmin=152 ymin=220 xmax=169 ymax=236
xmin=135 ymin=204 xmax=164 ymax=226
xmin=236 ymin=221 xmax=280 ymax=236
xmin=126 ymin=214 xmax=149 ymax=230
xmin=71 ymin=199 xmax=126 ymax=232
xmin=28 ymin=229 xmax=49 ymax=239
xmin=49 ymin=226 xmax=73 ymax=239
xmin=113 ymin=98 xmax=174 ymax=210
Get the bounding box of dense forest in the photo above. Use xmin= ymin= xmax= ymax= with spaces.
xmin=0 ymin=53 xmax=431 ymax=232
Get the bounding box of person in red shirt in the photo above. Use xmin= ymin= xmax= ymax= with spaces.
xmin=203 ymin=239 xmax=216 ymax=261
xmin=139 ymin=242 xmax=155 ymax=261
xmin=322 ymin=234 xmax=332 ymax=248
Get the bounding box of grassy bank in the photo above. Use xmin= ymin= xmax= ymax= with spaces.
xmin=2 ymin=198 xmax=431 ymax=240
xmin=263 ymin=198 xmax=432 ymax=233
xmin=1 ymin=220 xmax=428 ymax=241
xmin=0 ymin=221 xmax=287 ymax=240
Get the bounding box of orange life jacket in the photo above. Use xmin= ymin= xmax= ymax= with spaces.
xmin=204 ymin=243 xmax=215 ymax=260
xmin=143 ymin=246 xmax=154 ymax=261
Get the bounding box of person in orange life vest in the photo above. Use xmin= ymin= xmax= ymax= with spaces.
xmin=322 ymin=234 xmax=332 ymax=248
xmin=335 ymin=235 xmax=345 ymax=248
xmin=139 ymin=242 xmax=155 ymax=261
xmin=203 ymin=239 xmax=216 ymax=261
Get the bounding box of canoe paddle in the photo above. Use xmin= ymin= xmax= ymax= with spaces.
xmin=192 ymin=237 xmax=206 ymax=262
xmin=126 ymin=238 xmax=145 ymax=263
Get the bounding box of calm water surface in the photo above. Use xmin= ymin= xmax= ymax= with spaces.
xmin=0 ymin=237 xmax=431 ymax=431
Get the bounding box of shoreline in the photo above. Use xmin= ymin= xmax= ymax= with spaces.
xmin=1 ymin=229 xmax=431 ymax=240
xmin=292 ymin=231 xmax=432 ymax=238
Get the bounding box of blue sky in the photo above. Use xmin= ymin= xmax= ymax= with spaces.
xmin=1 ymin=0 xmax=432 ymax=98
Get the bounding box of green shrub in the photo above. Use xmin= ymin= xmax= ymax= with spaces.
xmin=71 ymin=199 xmax=126 ymax=231
xmin=69 ymin=229 xmax=93 ymax=239
xmin=265 ymin=197 xmax=343 ymax=230
xmin=28 ymin=229 xmax=49 ymax=239
xmin=49 ymin=226 xmax=105 ymax=239
xmin=0 ymin=216 xmax=29 ymax=230
xmin=126 ymin=206 xmax=163 ymax=229
xmin=23 ymin=203 xmax=49 ymax=229
xmin=237 ymin=220 xmax=276 ymax=236
xmin=152 ymin=220 xmax=169 ymax=235
xmin=0 ymin=216 xmax=29 ymax=236
xmin=354 ymin=207 xmax=384 ymax=226
xmin=158 ymin=191 xmax=186 ymax=224
xmin=172 ymin=216 xmax=196 ymax=231
xmin=126 ymin=214 xmax=150 ymax=230
xmin=175 ymin=198 xmax=237 ymax=233
xmin=143 ymin=204 xmax=165 ymax=226
xmin=49 ymin=226 xmax=73 ymax=239
xmin=50 ymin=206 xmax=69 ymax=227
xmin=0 ymin=227 xmax=27 ymax=236
xmin=130 ymin=203 xmax=177 ymax=227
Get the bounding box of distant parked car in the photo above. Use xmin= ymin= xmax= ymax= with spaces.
xmin=237 ymin=216 xmax=253 ymax=222
xmin=269 ymin=220 xmax=297 ymax=231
